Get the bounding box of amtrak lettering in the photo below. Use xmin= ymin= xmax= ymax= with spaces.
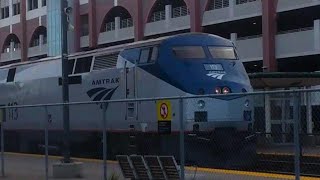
xmin=92 ymin=78 xmax=119 ymax=86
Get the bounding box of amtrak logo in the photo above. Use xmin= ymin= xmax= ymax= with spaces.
xmin=87 ymin=86 xmax=118 ymax=109
xmin=206 ymin=72 xmax=225 ymax=80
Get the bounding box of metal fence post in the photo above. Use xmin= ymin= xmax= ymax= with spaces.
xmin=44 ymin=106 xmax=49 ymax=180
xmin=293 ymin=92 xmax=301 ymax=180
xmin=0 ymin=108 xmax=4 ymax=177
xmin=102 ymin=103 xmax=107 ymax=180
xmin=179 ymin=98 xmax=185 ymax=180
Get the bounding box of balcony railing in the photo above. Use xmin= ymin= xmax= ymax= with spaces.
xmin=2 ymin=43 xmax=21 ymax=53
xmin=277 ymin=27 xmax=314 ymax=35
xmin=236 ymin=0 xmax=259 ymax=5
xmin=1 ymin=49 xmax=21 ymax=62
xmin=30 ymin=38 xmax=47 ymax=47
xmin=237 ymin=34 xmax=262 ymax=40
xmin=105 ymin=18 xmax=133 ymax=32
xmin=150 ymin=11 xmax=165 ymax=22
xmin=208 ymin=0 xmax=230 ymax=10
xmin=106 ymin=22 xmax=115 ymax=32
xmin=172 ymin=6 xmax=189 ymax=18
xmin=120 ymin=18 xmax=133 ymax=29
xmin=28 ymin=44 xmax=47 ymax=57
xmin=236 ymin=27 xmax=314 ymax=40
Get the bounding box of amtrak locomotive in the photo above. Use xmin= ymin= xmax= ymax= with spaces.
xmin=0 ymin=33 xmax=255 ymax=167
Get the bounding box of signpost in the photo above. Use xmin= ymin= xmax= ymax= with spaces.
xmin=157 ymin=100 xmax=172 ymax=134
xmin=0 ymin=107 xmax=5 ymax=177
xmin=61 ymin=0 xmax=71 ymax=163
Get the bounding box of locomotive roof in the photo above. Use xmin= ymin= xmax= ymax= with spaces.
xmin=0 ymin=32 xmax=229 ymax=70
xmin=0 ymin=35 xmax=171 ymax=70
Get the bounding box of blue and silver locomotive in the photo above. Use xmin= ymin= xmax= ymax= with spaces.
xmin=0 ymin=33 xmax=255 ymax=167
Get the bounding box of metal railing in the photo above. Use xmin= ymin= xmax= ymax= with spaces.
xmin=2 ymin=43 xmax=21 ymax=53
xmin=106 ymin=21 xmax=115 ymax=32
xmin=236 ymin=0 xmax=259 ymax=5
xmin=105 ymin=18 xmax=133 ymax=31
xmin=120 ymin=18 xmax=133 ymax=29
xmin=172 ymin=6 xmax=189 ymax=18
xmin=208 ymin=0 xmax=230 ymax=10
xmin=149 ymin=11 xmax=165 ymax=22
xmin=237 ymin=34 xmax=262 ymax=40
xmin=236 ymin=27 xmax=314 ymax=40
xmin=1 ymin=88 xmax=320 ymax=179
xmin=277 ymin=27 xmax=314 ymax=35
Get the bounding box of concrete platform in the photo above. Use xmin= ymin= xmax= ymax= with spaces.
xmin=0 ymin=152 xmax=317 ymax=180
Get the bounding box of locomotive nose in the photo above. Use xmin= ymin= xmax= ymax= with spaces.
xmin=185 ymin=95 xmax=253 ymax=131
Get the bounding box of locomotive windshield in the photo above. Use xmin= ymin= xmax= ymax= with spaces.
xmin=172 ymin=46 xmax=206 ymax=59
xmin=208 ymin=46 xmax=237 ymax=60
xmin=172 ymin=46 xmax=238 ymax=60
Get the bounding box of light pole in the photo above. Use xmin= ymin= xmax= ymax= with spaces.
xmin=61 ymin=0 xmax=71 ymax=163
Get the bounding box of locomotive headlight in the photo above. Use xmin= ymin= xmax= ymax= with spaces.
xmin=215 ymin=87 xmax=221 ymax=94
xmin=222 ymin=87 xmax=230 ymax=94
xmin=197 ymin=100 xmax=205 ymax=109
xmin=244 ymin=99 xmax=250 ymax=108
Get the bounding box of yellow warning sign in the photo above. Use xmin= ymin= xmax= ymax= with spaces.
xmin=157 ymin=100 xmax=172 ymax=121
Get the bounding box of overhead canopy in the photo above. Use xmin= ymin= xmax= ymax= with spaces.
xmin=248 ymin=72 xmax=320 ymax=89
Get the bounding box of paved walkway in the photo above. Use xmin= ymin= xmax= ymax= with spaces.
xmin=0 ymin=153 xmax=316 ymax=180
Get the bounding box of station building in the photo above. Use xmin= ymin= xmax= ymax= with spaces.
xmin=0 ymin=0 xmax=320 ymax=144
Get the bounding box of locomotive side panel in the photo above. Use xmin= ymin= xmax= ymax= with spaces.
xmin=135 ymin=67 xmax=187 ymax=132
xmin=68 ymin=68 xmax=123 ymax=130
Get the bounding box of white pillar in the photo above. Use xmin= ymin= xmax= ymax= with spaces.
xmin=10 ymin=41 xmax=14 ymax=52
xmin=230 ymin=33 xmax=237 ymax=46
xmin=165 ymin=4 xmax=172 ymax=29
xmin=115 ymin=16 xmax=120 ymax=38
xmin=10 ymin=41 xmax=14 ymax=59
xmin=306 ymin=91 xmax=313 ymax=135
xmin=9 ymin=0 xmax=13 ymax=17
xmin=115 ymin=17 xmax=120 ymax=30
xmin=265 ymin=92 xmax=271 ymax=137
xmin=229 ymin=0 xmax=234 ymax=18
xmin=38 ymin=0 xmax=42 ymax=8
xmin=165 ymin=5 xmax=172 ymax=20
xmin=39 ymin=34 xmax=44 ymax=50
xmin=314 ymin=19 xmax=320 ymax=51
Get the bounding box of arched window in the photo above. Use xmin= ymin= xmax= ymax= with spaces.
xmin=101 ymin=6 xmax=133 ymax=32
xmin=30 ymin=26 xmax=47 ymax=47
xmin=2 ymin=34 xmax=20 ymax=53
xmin=148 ymin=0 xmax=189 ymax=22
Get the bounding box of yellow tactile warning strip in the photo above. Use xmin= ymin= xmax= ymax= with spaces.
xmin=186 ymin=166 xmax=320 ymax=180
xmin=4 ymin=152 xmax=320 ymax=180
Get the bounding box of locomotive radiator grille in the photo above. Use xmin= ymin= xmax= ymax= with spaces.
xmin=93 ymin=53 xmax=118 ymax=70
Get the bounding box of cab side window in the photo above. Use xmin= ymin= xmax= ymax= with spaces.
xmin=7 ymin=68 xmax=16 ymax=82
xmin=68 ymin=59 xmax=75 ymax=75
xmin=74 ymin=56 xmax=93 ymax=74
xmin=139 ymin=46 xmax=158 ymax=64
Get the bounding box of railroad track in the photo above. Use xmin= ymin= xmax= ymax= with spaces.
xmin=254 ymin=154 xmax=320 ymax=177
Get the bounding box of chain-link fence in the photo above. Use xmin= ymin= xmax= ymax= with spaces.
xmin=0 ymin=89 xmax=320 ymax=179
